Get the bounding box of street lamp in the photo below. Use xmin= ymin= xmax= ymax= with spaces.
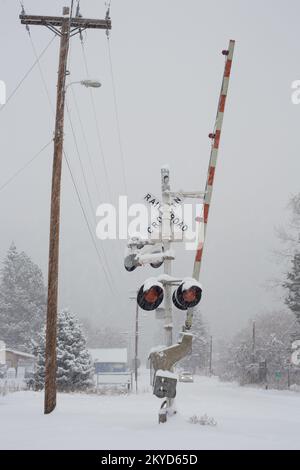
xmin=66 ymin=79 xmax=102 ymax=90
xmin=80 ymin=80 xmax=102 ymax=88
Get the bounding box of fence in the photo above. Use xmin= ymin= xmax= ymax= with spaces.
xmin=95 ymin=371 xmax=133 ymax=392
xmin=0 ymin=378 xmax=27 ymax=396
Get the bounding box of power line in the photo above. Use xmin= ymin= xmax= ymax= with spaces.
xmin=63 ymin=148 xmax=116 ymax=296
xmin=20 ymin=0 xmax=55 ymax=114
xmin=105 ymin=0 xmax=113 ymax=11
xmin=20 ymin=21 xmax=118 ymax=296
xmin=0 ymin=139 xmax=53 ymax=193
xmin=69 ymin=84 xmax=103 ymax=202
xmin=67 ymin=43 xmax=127 ymax=291
xmin=80 ymin=38 xmax=128 ymax=279
xmin=64 ymin=105 xmax=118 ymax=295
xmin=1 ymin=92 xmax=114 ymax=295
xmin=70 ymin=0 xmax=75 ymax=18
xmin=66 ymin=46 xmax=120 ymax=294
xmin=67 ymin=37 xmax=103 ymax=203
xmin=106 ymin=37 xmax=128 ymax=195
xmin=0 ymin=35 xmax=56 ymax=113
xmin=66 ymin=101 xmax=96 ymax=222
xmin=28 ymin=34 xmax=55 ymax=114
xmin=20 ymin=1 xmax=56 ymax=114
xmin=20 ymin=3 xmax=125 ymax=296
xmin=80 ymin=41 xmax=113 ymax=202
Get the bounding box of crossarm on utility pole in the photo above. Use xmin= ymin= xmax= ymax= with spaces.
xmin=20 ymin=14 xmax=111 ymax=30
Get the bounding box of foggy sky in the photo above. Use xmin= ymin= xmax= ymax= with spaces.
xmin=0 ymin=0 xmax=299 ymax=357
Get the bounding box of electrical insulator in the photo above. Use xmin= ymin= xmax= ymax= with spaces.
xmin=172 ymin=278 xmax=202 ymax=310
xmin=137 ymin=280 xmax=164 ymax=311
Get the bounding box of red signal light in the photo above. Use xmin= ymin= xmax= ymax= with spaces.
xmin=182 ymin=287 xmax=198 ymax=303
xmin=137 ymin=281 xmax=164 ymax=311
xmin=172 ymin=279 xmax=202 ymax=310
xmin=144 ymin=287 xmax=160 ymax=304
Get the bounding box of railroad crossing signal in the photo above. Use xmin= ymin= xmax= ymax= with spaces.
xmin=136 ymin=277 xmax=202 ymax=312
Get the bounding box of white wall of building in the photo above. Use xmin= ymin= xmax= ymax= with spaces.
xmin=0 ymin=340 xmax=6 ymax=365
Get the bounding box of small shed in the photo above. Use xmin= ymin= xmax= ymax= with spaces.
xmin=0 ymin=341 xmax=35 ymax=375
xmin=89 ymin=348 xmax=128 ymax=374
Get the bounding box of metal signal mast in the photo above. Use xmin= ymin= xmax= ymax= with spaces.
xmin=125 ymin=41 xmax=235 ymax=423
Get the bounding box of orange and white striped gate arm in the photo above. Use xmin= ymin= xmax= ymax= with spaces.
xmin=193 ymin=40 xmax=235 ymax=281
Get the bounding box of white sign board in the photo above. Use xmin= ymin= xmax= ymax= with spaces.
xmin=143 ymin=193 xmax=189 ymax=237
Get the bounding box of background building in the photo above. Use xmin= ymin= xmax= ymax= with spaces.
xmin=89 ymin=348 xmax=128 ymax=373
xmin=0 ymin=340 xmax=35 ymax=377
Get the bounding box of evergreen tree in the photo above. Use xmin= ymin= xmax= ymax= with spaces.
xmin=278 ymin=194 xmax=300 ymax=324
xmin=34 ymin=309 xmax=94 ymax=392
xmin=284 ymin=252 xmax=300 ymax=324
xmin=180 ymin=311 xmax=210 ymax=374
xmin=0 ymin=243 xmax=46 ymax=351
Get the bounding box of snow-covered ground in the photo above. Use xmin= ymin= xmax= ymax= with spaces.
xmin=1 ymin=371 xmax=300 ymax=450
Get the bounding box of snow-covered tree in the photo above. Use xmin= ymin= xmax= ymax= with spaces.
xmin=216 ymin=310 xmax=300 ymax=387
xmin=34 ymin=309 xmax=94 ymax=392
xmin=217 ymin=330 xmax=254 ymax=384
xmin=276 ymin=194 xmax=300 ymax=324
xmin=180 ymin=310 xmax=210 ymax=374
xmin=284 ymin=252 xmax=300 ymax=324
xmin=276 ymin=194 xmax=300 ymax=256
xmin=0 ymin=243 xmax=46 ymax=351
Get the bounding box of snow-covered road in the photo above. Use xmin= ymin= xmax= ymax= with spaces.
xmin=1 ymin=375 xmax=300 ymax=450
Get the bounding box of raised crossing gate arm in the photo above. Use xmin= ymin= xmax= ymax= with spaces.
xmin=193 ymin=40 xmax=235 ymax=281
xmin=183 ymin=40 xmax=235 ymax=333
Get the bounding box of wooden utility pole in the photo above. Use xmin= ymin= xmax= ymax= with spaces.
xmin=44 ymin=7 xmax=70 ymax=416
xmin=20 ymin=6 xmax=111 ymax=415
